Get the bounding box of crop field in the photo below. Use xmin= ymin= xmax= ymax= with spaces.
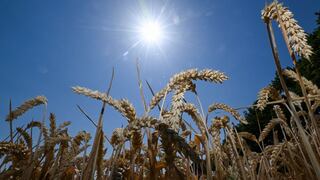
xmin=1 ymin=1 xmax=320 ymax=180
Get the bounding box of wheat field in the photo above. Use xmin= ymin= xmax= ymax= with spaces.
xmin=1 ymin=1 xmax=320 ymax=180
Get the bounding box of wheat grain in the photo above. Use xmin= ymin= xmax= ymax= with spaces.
xmin=149 ymin=69 xmax=228 ymax=110
xmin=208 ymin=103 xmax=247 ymax=124
xmin=16 ymin=128 xmax=32 ymax=149
xmin=238 ymin=132 xmax=258 ymax=144
xmin=180 ymin=103 xmax=207 ymax=135
xmin=73 ymin=86 xmax=137 ymax=122
xmin=6 ymin=96 xmax=47 ymax=121
xmin=262 ymin=2 xmax=313 ymax=60
xmin=119 ymin=99 xmax=137 ymax=122
xmin=211 ymin=120 xmax=225 ymax=177
xmin=259 ymin=118 xmax=287 ymax=142
xmin=110 ymin=128 xmax=126 ymax=146
xmin=283 ymin=69 xmax=320 ymax=95
xmin=257 ymin=86 xmax=279 ymax=111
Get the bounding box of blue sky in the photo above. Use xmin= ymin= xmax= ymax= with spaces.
xmin=0 ymin=0 xmax=319 ymax=147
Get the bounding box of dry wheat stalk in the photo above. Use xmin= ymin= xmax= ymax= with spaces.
xmin=247 ymin=152 xmax=260 ymax=174
xmin=57 ymin=121 xmax=71 ymax=134
xmin=149 ymin=69 xmax=228 ymax=109
xmin=283 ymin=69 xmax=320 ymax=95
xmin=40 ymin=116 xmax=59 ymax=179
xmin=168 ymin=105 xmax=183 ymax=132
xmin=110 ymin=128 xmax=126 ymax=146
xmin=72 ymin=86 xmax=137 ymax=122
xmin=208 ymin=103 xmax=247 ymax=124
xmin=16 ymin=128 xmax=32 ymax=150
xmin=269 ymin=143 xmax=285 ymax=172
xmin=130 ymin=131 xmax=142 ymax=154
xmin=179 ymin=103 xmax=207 ymax=135
xmin=211 ymin=119 xmax=225 ymax=178
xmin=224 ymin=138 xmax=240 ymax=179
xmin=126 ymin=116 xmax=158 ymax=131
xmin=55 ymin=133 xmax=75 ymax=178
xmin=26 ymin=120 xmax=42 ymax=130
xmin=289 ymin=91 xmax=303 ymax=107
xmin=273 ymin=105 xmax=286 ymax=120
xmin=257 ymin=86 xmax=280 ymax=111
xmin=156 ymin=123 xmax=177 ymax=177
xmin=72 ymin=86 xmax=124 ymax=114
xmin=0 ymin=142 xmax=29 ymax=160
xmin=119 ymin=99 xmax=137 ymax=122
xmin=262 ymin=1 xmax=313 ymax=60
xmin=273 ymin=105 xmax=293 ymax=139
xmin=238 ymin=132 xmax=258 ymax=144
xmin=97 ymin=132 xmax=105 ymax=180
xmin=72 ymin=131 xmax=90 ymax=156
xmin=24 ymin=120 xmax=49 ymax=143
xmin=166 ymin=82 xmax=192 ymax=131
xmin=311 ymin=101 xmax=320 ymax=113
xmin=49 ymin=113 xmax=57 ymax=138
xmin=3 ymin=1 xmax=320 ymax=179
xmin=156 ymin=123 xmax=200 ymax=167
xmin=259 ymin=118 xmax=288 ymax=142
xmin=72 ymin=86 xmax=108 ymax=101
xmin=6 ymin=96 xmax=47 ymax=121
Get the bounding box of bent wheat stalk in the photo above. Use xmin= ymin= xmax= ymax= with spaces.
xmin=6 ymin=96 xmax=47 ymax=121
xmin=264 ymin=12 xmax=320 ymax=178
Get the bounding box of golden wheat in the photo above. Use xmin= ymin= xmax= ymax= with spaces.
xmin=256 ymin=86 xmax=280 ymax=111
xmin=262 ymin=1 xmax=313 ymax=60
xmin=208 ymin=103 xmax=247 ymax=124
xmin=6 ymin=96 xmax=47 ymax=121
xmin=149 ymin=69 xmax=228 ymax=110
xmin=283 ymin=69 xmax=320 ymax=95
xmin=1 ymin=2 xmax=320 ymax=179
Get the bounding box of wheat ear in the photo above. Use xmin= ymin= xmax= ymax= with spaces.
xmin=149 ymin=69 xmax=228 ymax=110
xmin=6 ymin=96 xmax=47 ymax=121
xmin=208 ymin=103 xmax=247 ymax=124
xmin=256 ymin=86 xmax=279 ymax=111
xmin=262 ymin=2 xmax=313 ymax=60
xmin=73 ymin=86 xmax=137 ymax=122
xmin=283 ymin=69 xmax=320 ymax=95
xmin=259 ymin=118 xmax=287 ymax=142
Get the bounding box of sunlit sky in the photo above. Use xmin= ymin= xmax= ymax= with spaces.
xmin=1 ymin=0 xmax=319 ymax=146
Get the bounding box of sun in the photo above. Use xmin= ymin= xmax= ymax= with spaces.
xmin=122 ymin=2 xmax=173 ymax=57
xmin=139 ymin=21 xmax=164 ymax=44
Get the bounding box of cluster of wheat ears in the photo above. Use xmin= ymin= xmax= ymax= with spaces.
xmin=1 ymin=1 xmax=320 ymax=179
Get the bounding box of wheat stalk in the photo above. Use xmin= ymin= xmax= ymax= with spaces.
xmin=256 ymin=86 xmax=280 ymax=111
xmin=110 ymin=128 xmax=126 ymax=146
xmin=211 ymin=118 xmax=225 ymax=178
xmin=208 ymin=103 xmax=248 ymax=124
xmin=238 ymin=132 xmax=258 ymax=144
xmin=180 ymin=103 xmax=207 ymax=135
xmin=283 ymin=69 xmax=320 ymax=95
xmin=262 ymin=1 xmax=313 ymax=60
xmin=72 ymin=86 xmax=137 ymax=122
xmin=259 ymin=118 xmax=287 ymax=142
xmin=16 ymin=128 xmax=32 ymax=150
xmin=149 ymin=69 xmax=228 ymax=110
xmin=6 ymin=96 xmax=47 ymax=121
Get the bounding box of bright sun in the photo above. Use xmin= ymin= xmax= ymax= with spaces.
xmin=139 ymin=21 xmax=163 ymax=44
xmin=122 ymin=2 xmax=173 ymax=57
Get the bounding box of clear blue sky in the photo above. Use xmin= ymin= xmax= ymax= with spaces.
xmin=1 ymin=0 xmax=319 ymax=146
